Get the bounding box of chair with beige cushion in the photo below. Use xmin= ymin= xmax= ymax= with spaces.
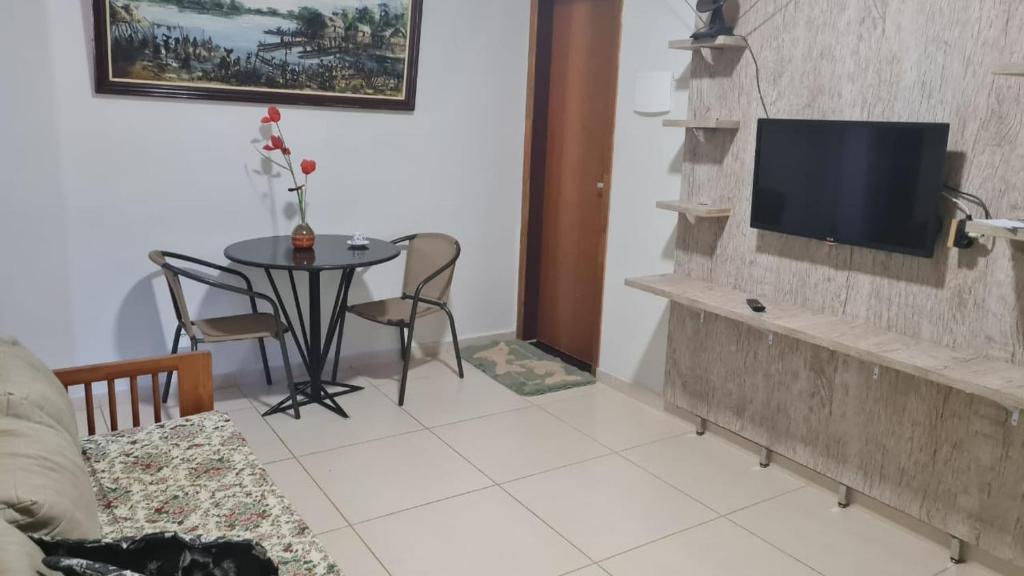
xmin=149 ymin=251 xmax=300 ymax=419
xmin=337 ymin=233 xmax=464 ymax=406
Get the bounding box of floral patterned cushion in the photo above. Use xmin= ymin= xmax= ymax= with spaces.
xmin=79 ymin=412 xmax=341 ymax=576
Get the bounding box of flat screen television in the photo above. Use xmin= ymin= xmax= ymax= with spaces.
xmin=750 ymin=119 xmax=950 ymax=258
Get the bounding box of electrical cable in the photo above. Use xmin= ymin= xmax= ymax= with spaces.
xmin=943 ymin=184 xmax=991 ymax=219
xmin=679 ymin=2 xmax=770 ymax=116
xmin=678 ymin=2 xmax=771 ymax=118
xmin=736 ymin=34 xmax=770 ymax=118
xmin=941 ymin=191 xmax=972 ymax=218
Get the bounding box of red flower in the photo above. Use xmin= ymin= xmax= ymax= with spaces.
xmin=267 ymin=106 xmax=281 ymax=122
xmin=262 ymin=144 xmax=274 ymax=151
xmin=270 ymin=134 xmax=284 ymax=150
xmin=300 ymin=159 xmax=317 ymax=175
xmin=282 ymin=147 xmax=292 ymax=156
xmin=260 ymin=116 xmax=272 ymax=124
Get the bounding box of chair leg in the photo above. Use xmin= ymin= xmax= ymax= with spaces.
xmin=257 ymin=338 xmax=273 ymax=387
xmin=161 ymin=325 xmax=183 ymax=404
xmin=399 ymin=318 xmax=416 ymax=407
xmin=399 ymin=326 xmax=407 ymax=360
xmin=442 ymin=305 xmax=464 ymax=379
xmin=278 ymin=336 xmax=300 ymax=420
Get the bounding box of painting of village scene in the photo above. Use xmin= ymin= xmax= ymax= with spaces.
xmin=95 ymin=0 xmax=422 ymax=109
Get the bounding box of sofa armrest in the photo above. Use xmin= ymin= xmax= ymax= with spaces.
xmin=54 ymin=352 xmax=213 ymax=435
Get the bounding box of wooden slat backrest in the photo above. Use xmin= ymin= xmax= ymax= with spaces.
xmin=53 ymin=352 xmax=213 ymax=436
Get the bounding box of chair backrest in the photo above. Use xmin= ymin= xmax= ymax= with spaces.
xmin=148 ymin=251 xmax=195 ymax=339
xmin=401 ymin=234 xmax=460 ymax=303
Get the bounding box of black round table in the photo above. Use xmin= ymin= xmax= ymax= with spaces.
xmin=225 ymin=235 xmax=401 ymax=418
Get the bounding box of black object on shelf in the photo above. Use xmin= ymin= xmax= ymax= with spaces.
xmin=746 ymin=298 xmax=767 ymax=313
xmin=691 ymin=0 xmax=734 ymax=40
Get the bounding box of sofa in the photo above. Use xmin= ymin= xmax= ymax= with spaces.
xmin=0 ymin=338 xmax=341 ymax=575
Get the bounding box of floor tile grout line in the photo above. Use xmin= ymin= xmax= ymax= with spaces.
xmin=723 ymin=483 xmax=809 ymax=518
xmin=428 ymin=403 xmax=546 ymax=432
xmin=334 ymin=402 xmax=507 ymax=532
xmin=290 ymin=458 xmax=396 ymax=576
xmin=612 ymin=430 xmax=692 ymax=453
xmin=722 ymin=516 xmax=829 ymax=576
xmin=487 ymin=384 xmax=838 ymax=570
xmin=288 ymin=425 xmax=426 ymax=461
xmin=591 ymin=514 xmax=725 ymax=565
xmin=607 ymin=449 xmax=723 ymax=515
xmin=531 ymin=396 xmax=628 ymax=454
xmin=238 ymin=393 xmax=399 ymax=576
xmin=526 ymin=389 xmax=740 ymax=515
xmin=531 ymin=386 xmax=698 ymax=456
xmin=411 ymin=376 xmax=737 ymax=566
xmin=531 ymin=387 xmax=815 ymax=526
xmin=615 ymin=433 xmax=809 ymax=517
xmin=401 ymin=405 xmax=598 ymax=568
xmin=496 ymin=452 xmax=614 ymax=485
xmin=556 ymin=564 xmax=608 ymax=576
xmin=378 ymin=375 xmax=537 ymax=429
xmin=349 ymin=485 xmax=499 ymax=528
xmin=318 ymin=526 xmax=396 ymax=576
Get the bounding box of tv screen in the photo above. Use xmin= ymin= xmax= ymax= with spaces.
xmin=751 ymin=119 xmax=950 ymax=257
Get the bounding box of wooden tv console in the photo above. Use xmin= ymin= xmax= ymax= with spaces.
xmin=629 ymin=273 xmax=1024 ymax=565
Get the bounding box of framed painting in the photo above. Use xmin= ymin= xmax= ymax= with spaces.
xmin=93 ymin=0 xmax=422 ymax=110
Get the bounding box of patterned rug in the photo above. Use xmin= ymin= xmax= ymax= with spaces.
xmin=462 ymin=340 xmax=596 ymax=397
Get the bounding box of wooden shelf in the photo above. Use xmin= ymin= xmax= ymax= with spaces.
xmin=656 ymin=200 xmax=731 ymax=218
xmin=662 ymin=119 xmax=740 ymax=130
xmin=668 ymin=36 xmax=747 ymax=51
xmin=965 ymin=219 xmax=1024 ymax=241
xmin=626 ymin=273 xmax=1024 ymax=409
xmin=993 ymin=64 xmax=1024 ymax=76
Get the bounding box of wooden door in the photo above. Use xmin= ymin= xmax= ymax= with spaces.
xmin=524 ymin=0 xmax=621 ymax=368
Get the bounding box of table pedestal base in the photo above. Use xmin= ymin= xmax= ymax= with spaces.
xmin=262 ymin=380 xmax=365 ymax=418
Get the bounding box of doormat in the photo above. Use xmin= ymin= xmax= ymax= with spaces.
xmin=462 ymin=340 xmax=596 ymax=397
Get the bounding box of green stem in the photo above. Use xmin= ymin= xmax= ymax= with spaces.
xmin=252 ymin=145 xmax=290 ymax=171
xmin=273 ymin=122 xmax=305 ymax=224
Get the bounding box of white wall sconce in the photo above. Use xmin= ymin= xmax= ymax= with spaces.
xmin=633 ymin=70 xmax=673 ymax=115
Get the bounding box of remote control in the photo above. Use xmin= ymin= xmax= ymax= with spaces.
xmin=746 ymin=298 xmax=766 ymax=313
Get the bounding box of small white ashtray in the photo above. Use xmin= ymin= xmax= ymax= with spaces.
xmin=348 ymin=233 xmax=370 ymax=249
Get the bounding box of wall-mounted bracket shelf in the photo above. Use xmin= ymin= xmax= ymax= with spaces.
xmin=656 ymin=200 xmax=731 ymax=218
xmin=668 ymin=36 xmax=747 ymax=51
xmin=965 ymin=219 xmax=1024 ymax=241
xmin=662 ymin=119 xmax=740 ymax=130
xmin=993 ymin=64 xmax=1024 ymax=76
xmin=626 ymin=273 xmax=1024 ymax=410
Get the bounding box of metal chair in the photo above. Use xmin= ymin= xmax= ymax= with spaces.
xmin=334 ymin=234 xmax=464 ymax=406
xmin=149 ymin=251 xmax=301 ymax=419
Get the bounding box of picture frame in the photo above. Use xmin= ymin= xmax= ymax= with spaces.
xmin=93 ymin=0 xmax=423 ymax=110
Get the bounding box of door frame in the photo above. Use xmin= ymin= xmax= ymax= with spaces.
xmin=515 ymin=0 xmax=624 ymax=371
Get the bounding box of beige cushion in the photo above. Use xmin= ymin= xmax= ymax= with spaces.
xmin=193 ymin=313 xmax=281 ymax=342
xmin=350 ymin=297 xmax=442 ymax=326
xmin=0 ymin=520 xmax=57 ymax=575
xmin=0 ymin=338 xmax=79 ymax=444
xmin=0 ymin=417 xmax=102 ymax=539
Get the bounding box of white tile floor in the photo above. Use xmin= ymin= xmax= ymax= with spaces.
xmin=77 ymin=350 xmax=1024 ymax=576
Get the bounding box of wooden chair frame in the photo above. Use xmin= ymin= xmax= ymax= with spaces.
xmin=54 ymin=351 xmax=214 ymax=436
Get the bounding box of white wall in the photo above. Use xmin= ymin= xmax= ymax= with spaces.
xmin=599 ymin=0 xmax=694 ymax=393
xmin=0 ymin=0 xmax=531 ymax=374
